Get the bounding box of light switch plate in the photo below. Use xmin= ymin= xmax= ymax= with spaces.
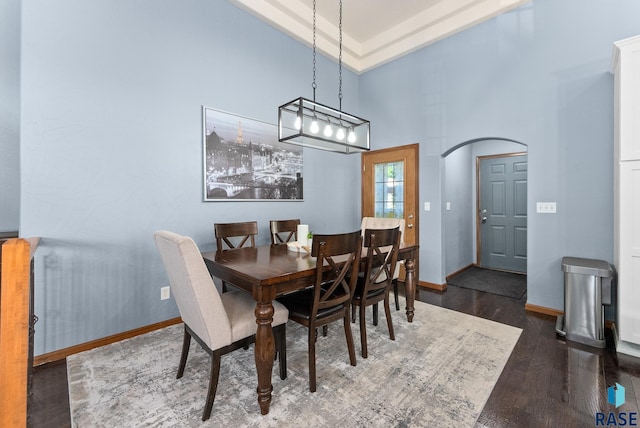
xmin=536 ymin=202 xmax=557 ymax=213
xmin=161 ymin=286 xmax=170 ymax=300
xmin=424 ymin=202 xmax=430 ymax=211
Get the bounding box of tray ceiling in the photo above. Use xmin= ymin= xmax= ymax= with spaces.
xmin=228 ymin=0 xmax=531 ymax=73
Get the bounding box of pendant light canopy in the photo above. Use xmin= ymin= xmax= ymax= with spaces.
xmin=278 ymin=0 xmax=370 ymax=154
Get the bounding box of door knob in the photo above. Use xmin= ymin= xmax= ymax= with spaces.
xmin=481 ymin=217 xmax=487 ymax=224
xmin=408 ymin=214 xmax=414 ymax=219
xmin=407 ymin=224 xmax=414 ymax=228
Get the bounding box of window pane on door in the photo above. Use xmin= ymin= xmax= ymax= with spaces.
xmin=374 ymin=161 xmax=404 ymax=218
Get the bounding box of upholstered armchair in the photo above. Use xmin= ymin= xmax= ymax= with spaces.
xmin=154 ymin=230 xmax=288 ymax=421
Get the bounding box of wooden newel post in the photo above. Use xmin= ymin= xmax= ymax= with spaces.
xmin=0 ymin=238 xmax=38 ymax=428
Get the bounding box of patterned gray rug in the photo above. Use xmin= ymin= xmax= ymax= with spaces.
xmin=68 ymin=298 xmax=521 ymax=427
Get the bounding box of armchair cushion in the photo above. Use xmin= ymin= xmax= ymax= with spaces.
xmin=221 ymin=290 xmax=288 ymax=343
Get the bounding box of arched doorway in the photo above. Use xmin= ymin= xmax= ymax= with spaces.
xmin=442 ymin=138 xmax=528 ymax=278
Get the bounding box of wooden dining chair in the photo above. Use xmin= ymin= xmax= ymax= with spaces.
xmin=154 ymin=230 xmax=288 ymax=421
xmin=360 ymin=217 xmax=405 ymax=310
xmin=351 ymin=227 xmax=400 ymax=358
xmin=214 ymin=221 xmax=258 ymax=251
xmin=277 ymin=230 xmax=362 ymax=392
xmin=214 ymin=221 xmax=258 ymax=292
xmin=269 ymin=219 xmax=300 ymax=244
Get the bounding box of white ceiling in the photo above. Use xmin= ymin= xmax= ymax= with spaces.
xmin=229 ymin=0 xmax=531 ymax=73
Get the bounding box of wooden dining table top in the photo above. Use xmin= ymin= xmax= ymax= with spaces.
xmin=201 ymin=242 xmax=418 ymax=293
xmin=202 ymin=244 xmax=343 ymax=295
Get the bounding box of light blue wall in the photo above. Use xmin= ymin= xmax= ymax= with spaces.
xmin=20 ymin=0 xmax=362 ymax=355
xmin=11 ymin=0 xmax=640 ymax=355
xmin=359 ymin=0 xmax=640 ymax=310
xmin=0 ymin=0 xmax=20 ymax=232
xmin=443 ymin=144 xmax=473 ymax=274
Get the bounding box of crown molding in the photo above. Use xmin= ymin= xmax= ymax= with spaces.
xmin=229 ymin=0 xmax=530 ymax=74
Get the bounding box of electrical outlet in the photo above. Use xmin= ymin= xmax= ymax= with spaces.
xmin=160 ymin=286 xmax=170 ymax=300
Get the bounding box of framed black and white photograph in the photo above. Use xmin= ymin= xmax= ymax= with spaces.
xmin=202 ymin=106 xmax=303 ymax=201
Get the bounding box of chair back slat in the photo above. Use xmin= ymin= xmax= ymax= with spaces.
xmin=360 ymin=217 xmax=405 ymax=244
xmin=214 ymin=221 xmax=258 ymax=251
xmin=270 ymin=219 xmax=301 ymax=244
xmin=362 ymin=227 xmax=401 ymax=295
xmin=310 ymin=231 xmax=362 ymax=316
xmin=360 ymin=217 xmax=404 ymax=281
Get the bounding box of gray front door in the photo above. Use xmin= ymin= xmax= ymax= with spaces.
xmin=478 ymin=154 xmax=527 ymax=272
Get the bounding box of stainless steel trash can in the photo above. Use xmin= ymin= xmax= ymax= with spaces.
xmin=555 ymin=257 xmax=615 ymax=348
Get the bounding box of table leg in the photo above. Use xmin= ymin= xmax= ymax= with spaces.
xmin=404 ymin=257 xmax=416 ymax=322
xmin=254 ymin=301 xmax=275 ymax=415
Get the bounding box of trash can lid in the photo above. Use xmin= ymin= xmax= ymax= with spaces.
xmin=561 ymin=256 xmax=614 ymax=277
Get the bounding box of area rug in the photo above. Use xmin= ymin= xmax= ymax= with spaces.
xmin=447 ymin=266 xmax=527 ymax=299
xmin=67 ymin=298 xmax=521 ymax=427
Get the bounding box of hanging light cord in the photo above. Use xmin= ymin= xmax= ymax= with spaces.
xmin=312 ymin=0 xmax=317 ymax=102
xmin=338 ymin=0 xmax=343 ymax=112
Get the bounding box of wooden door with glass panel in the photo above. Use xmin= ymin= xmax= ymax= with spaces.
xmin=361 ymin=143 xmax=419 ymax=247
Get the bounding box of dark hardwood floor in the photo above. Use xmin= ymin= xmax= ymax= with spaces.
xmin=29 ymin=359 xmax=70 ymax=428
xmin=28 ymin=284 xmax=640 ymax=427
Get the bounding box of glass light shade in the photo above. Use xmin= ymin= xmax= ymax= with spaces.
xmin=278 ymin=97 xmax=370 ymax=154
xmin=323 ymin=123 xmax=333 ymax=137
xmin=310 ymin=118 xmax=319 ymax=134
xmin=347 ymin=128 xmax=356 ymax=143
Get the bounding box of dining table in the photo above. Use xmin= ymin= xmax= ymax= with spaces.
xmin=202 ymin=241 xmax=419 ymax=415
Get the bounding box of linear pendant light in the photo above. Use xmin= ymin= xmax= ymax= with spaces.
xmin=278 ymin=0 xmax=370 ymax=154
